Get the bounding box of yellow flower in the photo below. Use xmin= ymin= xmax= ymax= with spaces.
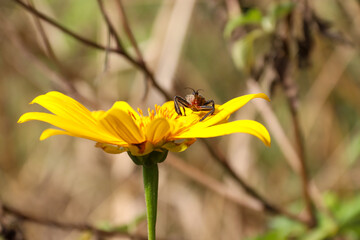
xmin=18 ymin=91 xmax=271 ymax=157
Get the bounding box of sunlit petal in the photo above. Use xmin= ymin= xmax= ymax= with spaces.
xmin=111 ymin=101 xmax=140 ymax=120
xmin=19 ymin=91 xmax=271 ymax=156
xmin=195 ymin=93 xmax=270 ymax=127
xmin=162 ymin=139 xmax=196 ymax=152
xmin=31 ymin=91 xmax=97 ymax=126
xmin=161 ymin=101 xmax=175 ymax=110
xmin=18 ymin=112 xmax=125 ymax=144
xmin=128 ymin=142 xmax=154 ymax=156
xmin=146 ymin=118 xmax=171 ymax=144
xmin=176 ymin=120 xmax=271 ymax=146
xmin=91 ymin=110 xmax=106 ymax=120
xmin=99 ymin=108 xmax=145 ymax=144
xmin=40 ymin=128 xmax=73 ymax=140
xmin=95 ymin=142 xmax=128 ymax=154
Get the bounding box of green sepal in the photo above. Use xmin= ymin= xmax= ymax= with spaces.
xmin=127 ymin=149 xmax=168 ymax=165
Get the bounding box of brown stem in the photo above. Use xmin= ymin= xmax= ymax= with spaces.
xmin=26 ymin=0 xmax=58 ymax=62
xmin=11 ymin=0 xmax=123 ymax=54
xmin=280 ymin=1 xmax=318 ymax=226
xmin=114 ymin=0 xmax=150 ymax=100
xmin=96 ymin=0 xmax=171 ymax=100
xmin=115 ymin=0 xmax=144 ymax=63
xmin=24 ymin=0 xmax=80 ymax=95
xmin=201 ymin=139 xmax=309 ymax=224
xmin=1 ymin=203 xmax=147 ymax=239
xmin=282 ymin=77 xmax=317 ymax=227
xmin=11 ymin=0 xmax=171 ymax=100
xmin=97 ymin=0 xmax=125 ymax=52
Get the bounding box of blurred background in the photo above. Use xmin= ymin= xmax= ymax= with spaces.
xmin=1 ymin=0 xmax=360 ymax=239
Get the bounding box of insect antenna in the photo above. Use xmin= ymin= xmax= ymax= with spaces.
xmin=195 ymin=89 xmax=204 ymax=94
xmin=184 ymin=87 xmax=204 ymax=95
xmin=184 ymin=87 xmax=196 ymax=94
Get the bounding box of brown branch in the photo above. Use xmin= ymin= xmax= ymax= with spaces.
xmin=11 ymin=0 xmax=123 ymax=55
xmin=115 ymin=0 xmax=144 ymax=64
xmin=141 ymin=65 xmax=172 ymax=101
xmin=166 ymin=154 xmax=263 ymax=211
xmin=96 ymin=0 xmax=125 ymax=52
xmin=96 ymin=0 xmax=171 ymax=100
xmin=114 ymin=0 xmax=150 ymax=100
xmin=222 ymin=0 xmax=318 ymax=227
xmin=282 ymin=76 xmax=317 ymax=227
xmin=11 ymin=0 xmax=172 ymax=100
xmin=201 ymin=139 xmax=309 ymax=224
xmin=11 ymin=0 xmax=143 ymax=75
xmin=24 ymin=0 xmax=79 ymax=96
xmin=26 ymin=0 xmax=58 ymax=62
xmin=1 ymin=203 xmax=147 ymax=239
xmin=280 ymin=2 xmax=318 ymax=226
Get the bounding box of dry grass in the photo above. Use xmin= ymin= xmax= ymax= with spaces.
xmin=1 ymin=0 xmax=360 ymax=239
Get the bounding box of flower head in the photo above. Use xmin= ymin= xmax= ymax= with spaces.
xmin=18 ymin=91 xmax=271 ymax=157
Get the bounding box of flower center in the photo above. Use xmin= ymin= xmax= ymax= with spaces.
xmin=128 ymin=105 xmax=200 ymax=136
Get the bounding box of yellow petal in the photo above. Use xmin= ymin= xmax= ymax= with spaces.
xmin=18 ymin=112 xmax=126 ymax=145
xmin=40 ymin=128 xmax=73 ymax=140
xmin=162 ymin=138 xmax=196 ymax=152
xmin=196 ymin=93 xmax=270 ymax=127
xmin=161 ymin=101 xmax=195 ymax=119
xmin=31 ymin=91 xmax=97 ymax=126
xmin=99 ymin=108 xmax=145 ymax=144
xmin=161 ymin=101 xmax=175 ymax=111
xmin=95 ymin=142 xmax=128 ymax=154
xmin=175 ymin=120 xmax=271 ymax=146
xmin=146 ymin=118 xmax=170 ymax=145
xmin=91 ymin=110 xmax=106 ymax=120
xmin=110 ymin=101 xmax=140 ymax=120
xmin=128 ymin=142 xmax=154 ymax=156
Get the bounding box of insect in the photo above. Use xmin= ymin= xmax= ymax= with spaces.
xmin=174 ymin=88 xmax=215 ymax=121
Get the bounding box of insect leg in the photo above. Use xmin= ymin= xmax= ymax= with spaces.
xmin=199 ymin=100 xmax=215 ymax=121
xmin=182 ymin=107 xmax=186 ymax=116
xmin=174 ymin=96 xmax=182 ymax=115
xmin=174 ymin=96 xmax=191 ymax=116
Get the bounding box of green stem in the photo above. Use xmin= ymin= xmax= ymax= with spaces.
xmin=143 ymin=163 xmax=159 ymax=240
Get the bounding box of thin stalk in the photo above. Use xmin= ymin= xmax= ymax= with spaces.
xmin=143 ymin=163 xmax=159 ymax=240
xmin=97 ymin=0 xmax=125 ymax=51
xmin=114 ymin=0 xmax=150 ymax=99
xmin=26 ymin=0 xmax=57 ymax=62
xmin=11 ymin=0 xmax=172 ymax=100
xmin=201 ymin=139 xmax=309 ymax=224
xmin=1 ymin=203 xmax=148 ymax=239
xmin=285 ymin=90 xmax=317 ymax=227
xmin=115 ymin=0 xmax=144 ymax=63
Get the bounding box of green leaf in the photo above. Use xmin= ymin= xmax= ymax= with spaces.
xmin=269 ymin=2 xmax=295 ymax=20
xmin=246 ymin=230 xmax=288 ymax=240
xmin=96 ymin=213 xmax=146 ymax=233
xmin=231 ymin=30 xmax=269 ymax=74
xmin=346 ymin=130 xmax=360 ymax=165
xmin=231 ymin=33 xmax=255 ymax=74
xmin=299 ymin=216 xmax=338 ymax=240
xmin=224 ymin=9 xmax=263 ymax=38
xmin=251 ymin=193 xmax=360 ymax=240
xmin=270 ymin=216 xmax=306 ymax=237
xmin=335 ymin=194 xmax=360 ymax=227
xmin=262 ymin=2 xmax=295 ymax=32
xmin=77 ymin=232 xmax=92 ymax=240
xmin=323 ymin=192 xmax=360 ymax=238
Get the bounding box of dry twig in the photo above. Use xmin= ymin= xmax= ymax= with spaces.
xmin=11 ymin=0 xmax=171 ymax=100
xmin=1 ymin=203 xmax=148 ymax=239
